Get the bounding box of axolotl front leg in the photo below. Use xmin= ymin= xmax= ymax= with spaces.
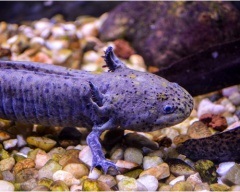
xmin=87 ymin=81 xmax=119 ymax=173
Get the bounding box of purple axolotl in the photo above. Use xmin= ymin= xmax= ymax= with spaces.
xmin=0 ymin=47 xmax=193 ymax=173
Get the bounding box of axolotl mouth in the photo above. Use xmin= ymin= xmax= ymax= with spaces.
xmin=153 ymin=83 xmax=194 ymax=130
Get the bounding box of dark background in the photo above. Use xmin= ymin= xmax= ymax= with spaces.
xmin=0 ymin=1 xmax=122 ymax=23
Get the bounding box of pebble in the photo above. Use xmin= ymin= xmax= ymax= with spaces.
xmin=124 ymin=132 xmax=159 ymax=150
xmin=173 ymin=134 xmax=191 ymax=145
xmin=221 ymin=98 xmax=236 ymax=113
xmin=124 ymin=147 xmax=143 ymax=165
xmin=79 ymin=146 xmax=92 ymax=167
xmin=17 ymin=135 xmax=27 ymax=147
xmin=115 ymin=159 xmax=138 ymax=170
xmin=221 ymin=163 xmax=240 ymax=185
xmin=169 ymin=175 xmax=185 ymax=185
xmin=50 ymin=180 xmax=69 ymax=191
xmin=3 ymin=139 xmax=18 ymax=149
xmin=222 ymin=86 xmax=239 ymax=97
xmin=217 ymin=162 xmax=235 ymax=176
xmin=0 ymin=131 xmax=11 ymax=141
xmin=82 ymin=178 xmax=112 ymax=191
xmin=200 ymin=113 xmax=228 ymax=131
xmin=2 ymin=170 xmax=14 ymax=182
xmin=210 ymin=183 xmax=230 ymax=191
xmin=26 ymin=136 xmax=56 ymax=151
xmin=38 ymin=159 xmax=62 ymax=179
xmin=15 ymin=168 xmax=38 ymax=182
xmin=197 ymin=98 xmax=226 ymax=117
xmin=117 ymin=177 xmax=147 ymax=191
xmin=0 ymin=157 xmax=15 ymax=171
xmin=13 ymin=158 xmax=35 ymax=174
xmin=137 ymin=174 xmax=159 ymax=191
xmin=229 ymin=92 xmax=240 ymax=106
xmin=110 ymin=147 xmax=124 ymax=160
xmin=88 ymin=168 xmax=102 ymax=180
xmin=187 ymin=121 xmax=212 ymax=139
xmin=0 ymin=180 xmax=15 ymax=191
xmin=140 ymin=162 xmax=170 ymax=180
xmin=63 ymin=163 xmax=89 ymax=179
xmin=123 ymin=168 xmax=143 ymax=178
xmin=35 ymin=149 xmax=50 ymax=169
xmin=195 ymin=159 xmax=217 ymax=184
xmin=98 ymin=174 xmax=117 ymax=188
xmin=70 ymin=184 xmax=82 ymax=191
xmin=53 ymin=170 xmax=80 ymax=186
xmin=143 ymin=155 xmax=163 ymax=170
xmin=168 ymin=158 xmax=195 ymax=177
xmin=171 ymin=181 xmax=193 ymax=191
xmin=186 ymin=172 xmax=202 ymax=186
xmin=31 ymin=185 xmax=50 ymax=191
xmin=194 ymin=182 xmax=210 ymax=191
xmin=20 ymin=178 xmax=38 ymax=191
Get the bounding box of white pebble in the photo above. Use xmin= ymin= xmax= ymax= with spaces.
xmin=98 ymin=174 xmax=117 ymax=188
xmin=17 ymin=135 xmax=26 ymax=147
xmin=222 ymin=86 xmax=239 ymax=97
xmin=88 ymin=168 xmax=102 ymax=180
xmin=51 ymin=26 xmax=66 ymax=38
xmin=117 ymin=177 xmax=139 ymax=191
xmin=30 ymin=37 xmax=45 ymax=45
xmin=45 ymin=39 xmax=68 ymax=50
xmin=79 ymin=146 xmax=92 ymax=167
xmin=169 ymin=175 xmax=185 ymax=186
xmin=137 ymin=174 xmax=158 ymax=191
xmin=197 ymin=98 xmax=225 ymax=117
xmin=53 ymin=170 xmax=80 ymax=186
xmin=143 ymin=156 xmax=163 ymax=170
xmin=19 ymin=147 xmax=31 ymax=155
xmin=35 ymin=150 xmax=50 ymax=169
xmin=0 ymin=180 xmax=14 ymax=191
xmin=3 ymin=139 xmax=18 ymax=149
xmin=229 ymin=92 xmax=240 ymax=106
xmin=70 ymin=184 xmax=82 ymax=191
xmin=217 ymin=162 xmax=235 ymax=176
xmin=124 ymin=147 xmax=143 ymax=165
xmin=34 ymin=20 xmax=52 ymax=31
xmin=220 ymin=98 xmax=236 ymax=113
xmin=81 ymin=22 xmax=98 ymax=37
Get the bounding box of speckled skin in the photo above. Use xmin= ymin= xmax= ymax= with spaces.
xmin=0 ymin=47 xmax=193 ymax=172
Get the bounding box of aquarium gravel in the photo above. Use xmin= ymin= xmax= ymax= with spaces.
xmin=0 ymin=13 xmax=240 ymax=191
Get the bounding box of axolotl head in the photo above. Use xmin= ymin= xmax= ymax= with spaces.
xmin=103 ymin=47 xmax=194 ymax=132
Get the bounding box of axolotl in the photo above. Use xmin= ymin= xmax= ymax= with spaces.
xmin=0 ymin=47 xmax=193 ymax=173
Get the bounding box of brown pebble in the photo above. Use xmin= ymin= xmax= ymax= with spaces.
xmin=14 ymin=158 xmax=35 ymax=174
xmin=114 ymin=39 xmax=135 ymax=59
xmin=200 ymin=113 xmax=228 ymax=131
xmin=187 ymin=121 xmax=212 ymax=139
xmin=173 ymin=134 xmax=191 ymax=145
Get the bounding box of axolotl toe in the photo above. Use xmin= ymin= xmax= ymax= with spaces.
xmin=0 ymin=47 xmax=193 ymax=173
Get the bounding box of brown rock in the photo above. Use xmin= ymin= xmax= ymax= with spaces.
xmin=187 ymin=121 xmax=212 ymax=139
xmin=14 ymin=158 xmax=35 ymax=174
xmin=200 ymin=113 xmax=228 ymax=131
xmin=113 ymin=39 xmax=135 ymax=59
xmin=173 ymin=134 xmax=191 ymax=145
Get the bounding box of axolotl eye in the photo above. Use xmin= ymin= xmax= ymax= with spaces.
xmin=163 ymin=104 xmax=175 ymax=114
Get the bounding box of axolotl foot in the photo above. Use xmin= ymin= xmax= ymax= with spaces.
xmin=91 ymin=156 xmax=119 ymax=174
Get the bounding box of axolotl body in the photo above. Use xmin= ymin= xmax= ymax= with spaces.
xmin=0 ymin=47 xmax=193 ymax=172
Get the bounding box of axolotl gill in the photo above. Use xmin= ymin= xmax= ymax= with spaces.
xmin=0 ymin=47 xmax=193 ymax=173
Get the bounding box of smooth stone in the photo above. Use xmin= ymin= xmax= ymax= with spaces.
xmin=115 ymin=159 xmax=138 ymax=170
xmin=98 ymin=174 xmax=117 ymax=188
xmin=88 ymin=168 xmax=102 ymax=180
xmin=221 ymin=98 xmax=236 ymax=113
xmin=63 ymin=163 xmax=89 ymax=179
xmin=53 ymin=170 xmax=80 ymax=186
xmin=171 ymin=181 xmax=193 ymax=191
xmin=35 ymin=149 xmax=50 ymax=169
xmin=123 ymin=168 xmax=143 ymax=179
xmin=26 ymin=137 xmax=56 ymax=151
xmin=15 ymin=168 xmax=38 ymax=182
xmin=187 ymin=121 xmax=212 ymax=139
xmin=168 ymin=158 xmax=195 ymax=177
xmin=140 ymin=162 xmax=170 ymax=180
xmin=79 ymin=146 xmax=92 ymax=167
xmin=50 ymin=180 xmax=69 ymax=191
xmin=2 ymin=170 xmax=14 ymax=182
xmin=143 ymin=156 xmax=163 ymax=170
xmin=58 ymin=149 xmax=80 ymax=167
xmin=117 ymin=177 xmax=146 ymax=191
xmin=13 ymin=158 xmax=35 ymax=174
xmin=38 ymin=177 xmax=53 ymax=188
xmin=20 ymin=178 xmax=38 ymax=191
xmin=229 ymin=92 xmax=240 ymax=105
xmin=210 ymin=183 xmax=230 ymax=191
xmin=137 ymin=174 xmax=158 ymax=191
xmin=186 ymin=172 xmax=202 ymax=186
xmin=217 ymin=162 xmax=235 ymax=176
xmin=124 ymin=147 xmax=143 ymax=165
xmin=0 ymin=180 xmax=15 ymax=191
xmin=3 ymin=139 xmax=18 ymax=149
xmin=222 ymin=86 xmax=239 ymax=97
xmin=70 ymin=185 xmax=82 ymax=191
xmin=110 ymin=147 xmax=124 ymax=160
xmin=195 ymin=159 xmax=217 ymax=184
xmin=230 ymin=185 xmax=240 ymax=191
xmin=197 ymin=98 xmax=225 ymax=117
xmin=124 ymin=133 xmax=159 ymax=150
xmin=82 ymin=178 xmax=112 ymax=191
xmin=0 ymin=157 xmax=15 ymax=171
xmin=0 ymin=131 xmax=10 ymax=141
xmin=221 ymin=163 xmax=240 ymax=185
xmin=31 ymin=185 xmax=50 ymax=191
xmin=169 ymin=175 xmax=185 ymax=186
xmin=194 ymin=182 xmax=210 ymax=191
xmin=17 ymin=135 xmax=27 ymax=147
xmin=38 ymin=159 xmax=62 ymax=179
